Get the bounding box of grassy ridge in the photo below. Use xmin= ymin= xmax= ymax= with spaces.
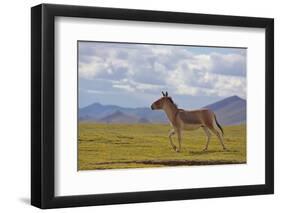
xmin=78 ymin=123 xmax=246 ymax=170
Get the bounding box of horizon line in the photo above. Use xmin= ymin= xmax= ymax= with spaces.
xmin=79 ymin=95 xmax=246 ymax=110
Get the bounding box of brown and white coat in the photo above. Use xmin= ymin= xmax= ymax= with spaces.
xmin=151 ymin=92 xmax=226 ymax=152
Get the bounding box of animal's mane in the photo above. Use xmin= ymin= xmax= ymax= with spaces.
xmin=167 ymin=97 xmax=178 ymax=108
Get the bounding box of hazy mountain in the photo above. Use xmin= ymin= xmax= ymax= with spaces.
xmin=99 ymin=110 xmax=141 ymax=123
xmin=79 ymin=95 xmax=246 ymax=125
xmin=79 ymin=102 xmax=123 ymax=120
xmin=79 ymin=103 xmax=167 ymax=123
xmin=203 ymin=95 xmax=246 ymax=125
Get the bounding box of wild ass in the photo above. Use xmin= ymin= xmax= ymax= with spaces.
xmin=151 ymin=92 xmax=226 ymax=152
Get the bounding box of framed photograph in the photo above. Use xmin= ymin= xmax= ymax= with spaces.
xmin=31 ymin=3 xmax=274 ymax=209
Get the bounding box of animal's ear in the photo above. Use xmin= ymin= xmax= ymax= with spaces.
xmin=162 ymin=91 xmax=165 ymax=97
xmin=165 ymin=91 xmax=168 ymax=97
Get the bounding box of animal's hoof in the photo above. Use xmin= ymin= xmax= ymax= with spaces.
xmin=203 ymin=148 xmax=207 ymax=151
xmin=223 ymin=148 xmax=228 ymax=151
xmin=176 ymin=149 xmax=180 ymax=153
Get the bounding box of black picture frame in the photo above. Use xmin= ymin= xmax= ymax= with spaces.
xmin=31 ymin=3 xmax=274 ymax=209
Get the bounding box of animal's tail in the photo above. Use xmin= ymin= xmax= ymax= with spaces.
xmin=214 ymin=114 xmax=224 ymax=136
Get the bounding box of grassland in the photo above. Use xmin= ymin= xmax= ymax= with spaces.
xmin=78 ymin=123 xmax=246 ymax=170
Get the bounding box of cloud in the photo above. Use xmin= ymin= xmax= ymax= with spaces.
xmin=79 ymin=42 xmax=246 ymax=98
xmin=80 ymin=88 xmax=106 ymax=94
xmin=161 ymin=51 xmax=246 ymax=98
xmin=112 ymin=79 xmax=164 ymax=93
xmin=209 ymin=52 xmax=246 ymax=76
xmin=112 ymin=84 xmax=135 ymax=92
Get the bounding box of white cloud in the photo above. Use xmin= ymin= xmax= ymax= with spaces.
xmin=79 ymin=42 xmax=246 ymax=98
xmin=79 ymin=56 xmax=108 ymax=78
xmin=112 ymin=84 xmax=135 ymax=92
xmin=209 ymin=52 xmax=246 ymax=76
xmin=112 ymin=79 xmax=164 ymax=93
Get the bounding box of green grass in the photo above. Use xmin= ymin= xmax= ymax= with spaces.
xmin=78 ymin=123 xmax=246 ymax=170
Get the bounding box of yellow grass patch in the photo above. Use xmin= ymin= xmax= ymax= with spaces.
xmin=78 ymin=123 xmax=246 ymax=170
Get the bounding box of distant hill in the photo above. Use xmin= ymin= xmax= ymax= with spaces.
xmin=203 ymin=95 xmax=246 ymax=126
xmin=79 ymin=95 xmax=246 ymax=125
xmin=79 ymin=103 xmax=167 ymax=123
xmin=99 ymin=110 xmax=149 ymax=124
xmin=79 ymin=103 xmax=122 ymax=120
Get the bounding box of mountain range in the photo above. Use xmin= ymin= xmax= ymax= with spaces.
xmin=79 ymin=95 xmax=246 ymax=126
xmin=204 ymin=95 xmax=246 ymax=125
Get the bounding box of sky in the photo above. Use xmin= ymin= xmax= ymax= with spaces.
xmin=78 ymin=41 xmax=246 ymax=109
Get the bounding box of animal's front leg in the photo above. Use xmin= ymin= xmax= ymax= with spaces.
xmin=176 ymin=129 xmax=182 ymax=152
xmin=168 ymin=129 xmax=177 ymax=151
xmin=202 ymin=126 xmax=211 ymax=151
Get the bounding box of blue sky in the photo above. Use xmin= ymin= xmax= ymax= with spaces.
xmin=78 ymin=41 xmax=246 ymax=109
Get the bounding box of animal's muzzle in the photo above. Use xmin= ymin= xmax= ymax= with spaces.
xmin=151 ymin=104 xmax=155 ymax=110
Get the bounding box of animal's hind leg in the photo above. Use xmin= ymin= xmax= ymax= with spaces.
xmin=202 ymin=126 xmax=211 ymax=151
xmin=210 ymin=127 xmax=226 ymax=150
xmin=168 ymin=129 xmax=177 ymax=151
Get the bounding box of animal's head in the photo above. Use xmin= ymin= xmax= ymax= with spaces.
xmin=151 ymin=91 xmax=175 ymax=110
